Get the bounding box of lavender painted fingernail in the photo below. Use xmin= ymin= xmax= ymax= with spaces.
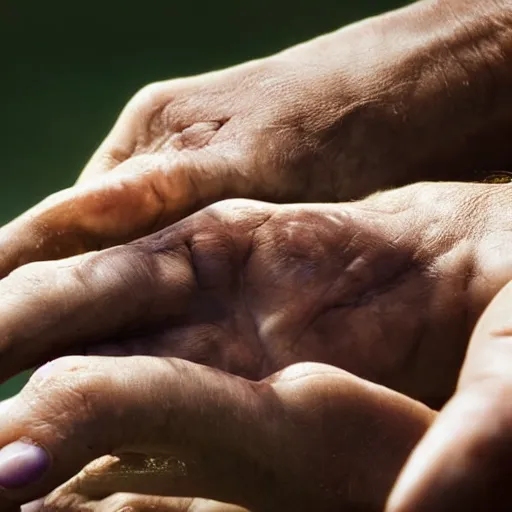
xmin=0 ymin=440 xmax=50 ymax=488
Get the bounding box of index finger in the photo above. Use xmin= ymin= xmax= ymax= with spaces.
xmin=0 ymin=157 xmax=201 ymax=279
xmin=0 ymin=237 xmax=194 ymax=383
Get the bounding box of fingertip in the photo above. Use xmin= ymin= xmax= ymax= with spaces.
xmin=0 ymin=440 xmax=51 ymax=490
xmin=386 ymin=395 xmax=468 ymax=511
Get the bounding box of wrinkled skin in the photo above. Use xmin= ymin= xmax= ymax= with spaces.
xmin=4 ymin=0 xmax=512 ymax=509
xmin=22 ymin=496 xmax=248 ymax=512
xmin=2 ymin=182 xmax=512 ymax=407
xmin=0 ymin=358 xmax=432 ymax=512
xmin=1 ymin=182 xmax=512 ymax=510
xmin=388 ymin=280 xmax=512 ymax=511
xmin=2 ymin=0 xmax=512 ymax=276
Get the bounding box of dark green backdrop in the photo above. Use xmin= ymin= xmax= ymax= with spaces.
xmin=1 ymin=0 xmax=410 ymax=398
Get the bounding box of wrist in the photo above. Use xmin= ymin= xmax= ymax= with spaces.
xmin=277 ymin=0 xmax=512 ymax=198
xmin=383 ymin=0 xmax=512 ymax=183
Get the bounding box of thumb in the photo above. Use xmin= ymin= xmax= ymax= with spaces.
xmin=387 ymin=280 xmax=512 ymax=511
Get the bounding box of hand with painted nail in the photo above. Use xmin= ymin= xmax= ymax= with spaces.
xmin=1 ymin=182 xmax=512 ymax=408
xmin=0 ymin=358 xmax=433 ymax=511
xmin=2 ymin=0 xmax=512 ymax=277
xmin=387 ymin=278 xmax=512 ymax=512
xmin=0 ymin=182 xmax=510 ymax=511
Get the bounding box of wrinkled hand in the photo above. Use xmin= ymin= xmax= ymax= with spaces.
xmin=1 ymin=182 xmax=512 ymax=408
xmin=0 ymin=358 xmax=432 ymax=511
xmin=2 ymin=0 xmax=512 ymax=277
xmin=388 ymin=278 xmax=512 ymax=511
xmin=1 ymin=180 xmax=511 ymax=511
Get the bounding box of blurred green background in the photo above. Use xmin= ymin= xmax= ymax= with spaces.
xmin=0 ymin=0 xmax=409 ymax=399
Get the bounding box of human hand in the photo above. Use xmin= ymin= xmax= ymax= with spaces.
xmin=1 ymin=182 xmax=512 ymax=407
xmin=2 ymin=0 xmax=512 ymax=277
xmin=388 ymin=277 xmax=512 ymax=511
xmin=0 ymin=358 xmax=432 ymax=511
xmin=22 ymin=496 xmax=248 ymax=512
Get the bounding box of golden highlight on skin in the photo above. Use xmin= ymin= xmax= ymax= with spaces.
xmin=113 ymin=454 xmax=188 ymax=478
xmin=482 ymin=172 xmax=512 ymax=184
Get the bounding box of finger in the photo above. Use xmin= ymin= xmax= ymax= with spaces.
xmin=43 ymin=491 xmax=249 ymax=511
xmin=0 ymin=149 xmax=234 ymax=278
xmin=0 ymin=356 xmax=433 ymax=511
xmin=0 ymin=240 xmax=194 ymax=382
xmin=0 ymin=356 xmax=283 ymax=510
xmin=75 ymin=80 xmax=193 ymax=184
xmin=21 ymin=498 xmax=45 ymax=512
xmin=95 ymin=496 xmax=249 ymax=512
xmin=387 ymin=280 xmax=512 ymax=511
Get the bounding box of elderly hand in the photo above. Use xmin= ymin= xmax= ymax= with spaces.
xmin=388 ymin=279 xmax=512 ymax=511
xmin=1 ymin=182 xmax=512 ymax=409
xmin=1 ymin=180 xmax=511 ymax=510
xmin=2 ymin=0 xmax=512 ymax=277
xmin=0 ymin=358 xmax=432 ymax=512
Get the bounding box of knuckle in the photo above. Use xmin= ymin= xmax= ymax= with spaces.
xmin=81 ymin=454 xmax=120 ymax=478
xmin=201 ymin=199 xmax=274 ymax=239
xmin=184 ymin=200 xmax=270 ymax=287
xmin=112 ymin=493 xmax=140 ymax=506
xmin=205 ymin=198 xmax=264 ymax=217
xmin=266 ymin=362 xmax=343 ymax=385
xmin=130 ymin=81 xmax=167 ymax=110
xmin=281 ymin=361 xmax=334 ymax=375
xmin=73 ymin=245 xmax=149 ymax=285
xmin=72 ymin=245 xmax=157 ymax=315
xmin=26 ymin=356 xmax=105 ymax=429
xmin=129 ymin=81 xmax=184 ymax=139
xmin=399 ymin=181 xmax=436 ymax=198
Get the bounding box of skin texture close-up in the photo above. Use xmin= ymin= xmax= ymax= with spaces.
xmin=1 ymin=182 xmax=512 ymax=407
xmin=0 ymin=181 xmax=509 ymax=510
xmin=2 ymin=0 xmax=512 ymax=278
xmin=388 ymin=280 xmax=512 ymax=511
xmin=0 ymin=358 xmax=433 ymax=511
xmin=3 ymin=0 xmax=512 ymax=510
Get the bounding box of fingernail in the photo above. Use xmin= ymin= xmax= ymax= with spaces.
xmin=0 ymin=440 xmax=50 ymax=488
